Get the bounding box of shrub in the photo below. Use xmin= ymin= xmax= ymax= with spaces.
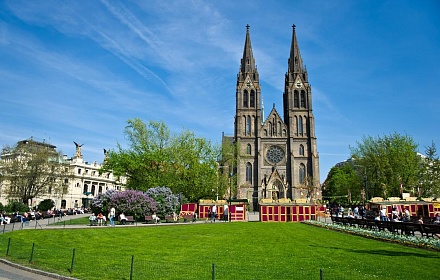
xmin=91 ymin=189 xmax=117 ymax=214
xmin=5 ymin=200 xmax=28 ymax=213
xmin=145 ymin=186 xmax=179 ymax=217
xmin=37 ymin=199 xmax=55 ymax=212
xmin=108 ymin=190 xmax=157 ymax=217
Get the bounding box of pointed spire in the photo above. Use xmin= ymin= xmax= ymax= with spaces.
xmin=288 ymin=24 xmax=306 ymax=76
xmin=240 ymin=24 xmax=257 ymax=74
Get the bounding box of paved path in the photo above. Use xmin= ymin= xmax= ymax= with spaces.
xmin=0 ymin=259 xmax=75 ymax=280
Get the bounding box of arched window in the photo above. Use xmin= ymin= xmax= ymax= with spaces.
xmin=243 ymin=90 xmax=248 ymax=107
xmin=278 ymin=122 xmax=282 ymax=136
xmin=298 ymin=116 xmax=303 ymax=135
xmin=268 ymin=122 xmax=272 ymax=136
xmin=299 ymin=164 xmax=305 ymax=184
xmin=299 ymin=145 xmax=304 ymax=156
xmin=294 ymin=90 xmax=299 ymax=107
xmin=246 ymin=163 xmax=252 ymax=183
xmin=246 ymin=144 xmax=251 ymax=155
xmin=300 ymin=91 xmax=306 ymax=108
xmin=246 ymin=116 xmax=251 ymax=135
xmin=250 ymin=90 xmax=255 ymax=107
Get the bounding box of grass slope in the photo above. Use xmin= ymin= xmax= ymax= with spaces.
xmin=0 ymin=223 xmax=439 ymax=279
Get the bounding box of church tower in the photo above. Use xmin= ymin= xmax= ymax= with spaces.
xmin=225 ymin=25 xmax=320 ymax=210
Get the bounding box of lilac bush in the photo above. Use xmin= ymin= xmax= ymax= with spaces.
xmin=145 ymin=186 xmax=179 ymax=217
xmin=109 ymin=190 xmax=157 ymax=216
xmin=91 ymin=189 xmax=116 ymax=214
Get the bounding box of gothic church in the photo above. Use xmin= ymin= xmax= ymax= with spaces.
xmin=224 ymin=25 xmax=320 ymax=210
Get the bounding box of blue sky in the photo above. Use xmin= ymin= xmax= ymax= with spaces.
xmin=1 ymin=0 xmax=439 ymax=183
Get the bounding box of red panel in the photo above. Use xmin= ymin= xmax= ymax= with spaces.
xmin=305 ymin=207 xmax=309 ymax=215
xmin=299 ymin=206 xmax=304 ymax=215
xmin=311 ymin=207 xmax=316 ymax=214
xmin=292 ymin=206 xmax=297 ymax=214
xmin=292 ymin=215 xmax=297 ymax=222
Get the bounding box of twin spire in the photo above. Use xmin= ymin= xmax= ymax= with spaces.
xmin=239 ymin=24 xmax=307 ymax=81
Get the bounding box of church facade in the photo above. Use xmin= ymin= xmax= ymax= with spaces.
xmin=223 ymin=25 xmax=320 ymax=210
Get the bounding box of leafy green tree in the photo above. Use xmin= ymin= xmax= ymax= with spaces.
xmin=419 ymin=141 xmax=440 ymax=198
xmin=350 ymin=133 xmax=420 ymax=199
xmin=101 ymin=118 xmax=221 ymax=201
xmin=0 ymin=140 xmax=70 ymax=204
xmin=323 ymin=164 xmax=360 ymax=205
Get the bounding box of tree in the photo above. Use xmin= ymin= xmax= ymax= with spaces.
xmin=322 ymin=164 xmax=360 ymax=205
xmin=419 ymin=141 xmax=440 ymax=198
xmin=170 ymin=130 xmax=221 ymax=201
xmin=0 ymin=139 xmax=70 ymax=204
xmin=350 ymin=133 xmax=420 ymax=199
xmin=101 ymin=118 xmax=221 ymax=201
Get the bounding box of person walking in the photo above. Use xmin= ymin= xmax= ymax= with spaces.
xmin=211 ymin=205 xmax=217 ymax=223
xmin=223 ymin=204 xmax=229 ymax=222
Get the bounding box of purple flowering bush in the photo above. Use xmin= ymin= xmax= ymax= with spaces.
xmin=109 ymin=190 xmax=157 ymax=217
xmin=91 ymin=189 xmax=116 ymax=214
xmin=145 ymin=186 xmax=179 ymax=218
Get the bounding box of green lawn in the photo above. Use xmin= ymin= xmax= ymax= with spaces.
xmin=0 ymin=222 xmax=439 ymax=279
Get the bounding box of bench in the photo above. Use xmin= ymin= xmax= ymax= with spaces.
xmin=182 ymin=214 xmax=195 ymax=223
xmin=145 ymin=215 xmax=154 ymax=224
xmin=165 ymin=215 xmax=175 ymax=223
xmin=420 ymin=224 xmax=440 ymax=238
xmin=145 ymin=215 xmax=160 ymax=224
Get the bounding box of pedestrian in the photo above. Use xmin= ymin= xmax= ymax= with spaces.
xmin=211 ymin=205 xmax=217 ymax=222
xmin=110 ymin=207 xmax=115 ymax=226
xmin=223 ymin=204 xmax=229 ymax=222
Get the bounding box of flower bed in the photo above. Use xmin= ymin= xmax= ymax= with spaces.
xmin=303 ymin=220 xmax=440 ymax=251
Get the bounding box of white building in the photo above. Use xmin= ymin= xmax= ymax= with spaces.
xmin=0 ymin=139 xmax=125 ymax=210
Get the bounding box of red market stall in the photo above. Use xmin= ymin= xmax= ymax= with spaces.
xmin=197 ymin=199 xmax=248 ymax=221
xmin=259 ymin=198 xmax=317 ymax=222
xmin=368 ymin=197 xmax=437 ymax=218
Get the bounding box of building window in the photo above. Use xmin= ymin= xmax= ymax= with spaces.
xmin=83 ymin=184 xmax=88 ymax=194
xmin=299 ymin=164 xmax=305 ymax=184
xmin=269 ymin=122 xmax=272 ymax=136
xmin=246 ymin=144 xmax=251 ymax=155
xmin=246 ymin=163 xmax=252 ymax=183
xmin=298 ymin=116 xmax=303 ymax=135
xmin=91 ymin=185 xmax=96 ymax=196
xmin=294 ymin=90 xmax=299 ymax=107
xmin=243 ymin=90 xmax=248 ymax=107
xmin=299 ymin=145 xmax=304 ymax=156
xmin=300 ymin=91 xmax=306 ymax=108
xmin=77 ymin=168 xmax=82 ymax=175
xmin=250 ymin=90 xmax=255 ymax=107
xmin=278 ymin=122 xmax=282 ymax=136
xmin=98 ymin=186 xmax=103 ymax=194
